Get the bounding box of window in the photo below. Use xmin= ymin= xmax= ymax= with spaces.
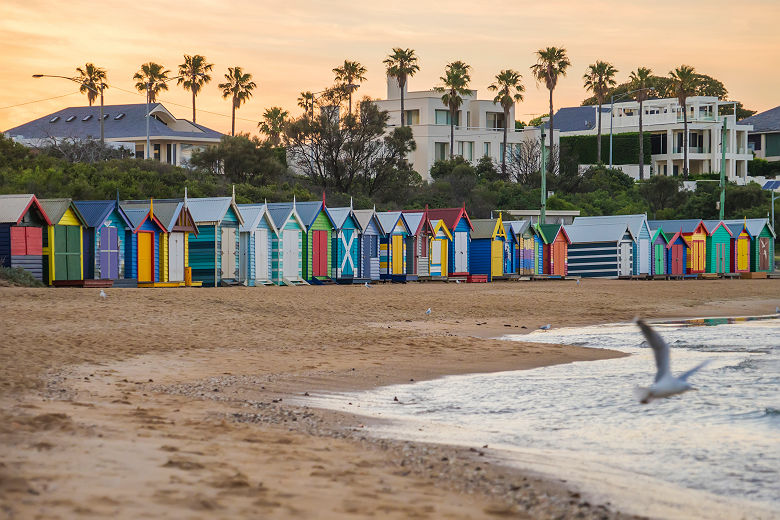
xmin=435 ymin=142 xmax=449 ymax=161
xmin=82 ymin=114 xmax=93 ymax=121
xmin=404 ymin=110 xmax=420 ymax=125
xmin=153 ymin=144 xmax=161 ymax=161
xmin=102 ymin=114 xmax=109 ymax=119
xmin=486 ymin=112 xmax=505 ymax=130
xmin=457 ymin=141 xmax=474 ymax=161
xmin=166 ymin=143 xmax=173 ymax=164
xmin=483 ymin=142 xmax=491 ymax=157
xmin=114 ymin=113 xmax=125 ymax=120
xmin=435 ymin=110 xmax=449 ymax=125
xmin=748 ymin=134 xmax=762 ymax=151
xmin=66 ymin=115 xmax=76 ymax=122
xmin=499 ymin=142 xmax=505 ymax=158
xmin=466 ymin=111 xmax=471 ymax=128
xmin=49 ymin=116 xmax=60 ymax=123
xmin=135 ymin=144 xmax=144 ymax=159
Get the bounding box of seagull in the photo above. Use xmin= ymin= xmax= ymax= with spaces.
xmin=99 ymin=289 xmax=107 ymax=299
xmin=776 ymin=306 xmax=779 ymax=314
xmin=634 ymin=318 xmax=710 ymax=404
xmin=576 ymin=279 xmax=581 ymax=287
xmin=425 ymin=308 xmax=432 ymax=316
xmin=455 ymin=279 xmax=461 ymax=284
xmin=539 ymin=324 xmax=551 ymax=331
xmin=364 ymin=282 xmax=372 ymax=288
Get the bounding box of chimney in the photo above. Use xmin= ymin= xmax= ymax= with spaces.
xmin=386 ymin=75 xmax=406 ymax=100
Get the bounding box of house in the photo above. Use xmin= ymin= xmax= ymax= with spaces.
xmin=236 ymin=204 xmax=277 ymax=286
xmin=121 ymin=204 xmax=167 ymax=285
xmin=723 ymin=221 xmax=752 ymax=273
xmin=266 ymin=202 xmax=306 ymax=284
xmin=0 ymin=194 xmax=51 ymax=281
xmin=3 ymin=103 xmax=222 ymax=166
xmin=327 ymin=206 xmax=361 ymax=282
xmin=725 ymin=218 xmax=775 ymax=272
xmin=376 ymin=211 xmax=411 ymax=279
xmin=426 ymin=207 xmax=473 ymax=277
xmin=353 ymin=208 xmax=382 ymax=281
xmin=552 ymin=97 xmax=752 ymax=179
xmin=573 ymin=214 xmax=652 ymax=275
xmin=564 ymin=223 xmax=634 ymax=278
xmin=401 ymin=210 xmax=434 ymax=279
xmin=537 ymin=223 xmax=571 ymax=277
xmin=373 ymin=78 xmax=559 ymax=180
xmin=702 ymin=220 xmax=734 ymax=274
xmin=39 ymin=198 xmax=88 ymax=285
xmin=648 ymin=220 xmax=708 ymax=274
xmin=428 ymin=218 xmax=452 ymax=277
xmin=73 ymin=200 xmax=133 ymax=283
xmin=295 ymin=199 xmax=335 ymax=283
xmin=742 ymin=105 xmax=780 ymax=162
xmin=469 ymin=217 xmax=506 ymax=281
xmin=186 ymin=196 xmax=244 ymax=287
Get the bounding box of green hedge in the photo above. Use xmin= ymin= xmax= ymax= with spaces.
xmin=560 ymin=132 xmax=651 ymax=166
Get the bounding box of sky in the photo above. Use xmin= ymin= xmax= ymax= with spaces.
xmin=1 ymin=0 xmax=779 ymax=136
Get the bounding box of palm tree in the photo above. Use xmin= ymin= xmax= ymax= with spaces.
xmin=75 ymin=63 xmax=108 ymax=106
xmin=383 ymin=48 xmax=420 ymax=127
xmin=133 ymin=62 xmax=171 ymax=104
xmin=177 ymin=54 xmax=213 ymax=123
xmin=583 ymin=60 xmax=618 ymax=163
xmin=530 ymin=47 xmax=571 ymax=147
xmin=218 ymin=66 xmax=257 ymax=136
xmin=333 ymin=60 xmax=367 ymax=114
xmin=297 ymin=91 xmax=315 ymax=119
xmin=668 ymin=65 xmax=701 ymax=178
xmin=434 ymin=61 xmax=471 ymax=159
xmin=258 ymin=106 xmax=289 ymax=146
xmin=629 ymin=67 xmax=653 ymax=180
xmin=488 ymin=70 xmax=525 ymax=179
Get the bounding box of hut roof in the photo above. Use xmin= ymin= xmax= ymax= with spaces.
xmin=647 ymin=219 xmax=707 ymax=235
xmin=266 ymin=202 xmax=305 ymax=230
xmin=186 ymin=197 xmax=244 ymax=226
xmin=536 ymin=223 xmax=560 ymax=244
xmin=401 ymin=211 xmax=425 ymax=234
xmin=429 ymin=219 xmax=453 ymax=240
xmin=426 ymin=207 xmax=473 ymax=231
xmin=352 ymin=209 xmax=382 ymax=233
xmin=574 ymin=214 xmax=648 ymax=239
xmin=376 ymin=211 xmax=408 ymax=235
xmin=0 ymin=194 xmax=51 ymax=225
xmin=123 ymin=208 xmax=151 ymax=229
xmin=74 ymin=200 xmax=132 ymax=229
xmin=701 ymin=220 xmax=734 ymax=237
xmin=650 ymin=228 xmax=669 ymax=243
xmin=39 ymin=198 xmax=87 ymax=226
xmin=724 ymin=218 xmax=776 ymax=238
xmin=326 ymin=207 xmax=356 ymax=230
xmin=722 ymin=221 xmax=752 ymax=238
xmin=504 ymin=220 xmax=530 ymax=236
xmin=471 ymin=218 xmax=504 ymax=239
xmin=237 ymin=204 xmax=277 ymax=235
xmin=565 ymin=223 xmax=633 ymax=244
xmin=120 ymin=199 xmax=197 ymax=234
xmin=295 ymin=201 xmax=334 ymax=229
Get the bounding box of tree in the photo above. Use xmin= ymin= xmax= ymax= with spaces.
xmin=434 ymin=61 xmax=471 ymax=159
xmin=75 ymin=63 xmax=107 ymax=106
xmin=190 ymin=133 xmax=285 ymax=184
xmin=177 ymin=54 xmax=214 ymax=123
xmin=530 ymin=47 xmax=571 ymax=146
xmin=218 ymin=67 xmax=257 ymax=136
xmin=383 ymin=48 xmax=420 ymax=127
xmin=669 ymin=65 xmax=701 ymax=178
xmin=488 ymin=69 xmax=525 ymax=179
xmin=258 ymin=107 xmax=289 ymax=146
xmin=297 ymin=91 xmax=315 ymax=118
xmin=133 ymin=62 xmax=171 ymax=103
xmin=638 ymin=174 xmax=682 ymax=218
xmin=582 ymin=60 xmax=618 ymax=164
xmin=629 ymin=67 xmax=653 ymax=180
xmin=333 ymin=60 xmax=367 ymax=115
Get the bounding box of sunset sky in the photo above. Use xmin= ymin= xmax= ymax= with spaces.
xmin=2 ymin=0 xmax=778 ymax=136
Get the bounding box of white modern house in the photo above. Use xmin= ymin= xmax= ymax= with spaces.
xmin=375 ymin=78 xmax=559 ymax=181
xmin=742 ymin=105 xmax=780 ymax=162
xmin=3 ymin=103 xmax=223 ymax=166
xmin=552 ymin=96 xmax=752 ymax=180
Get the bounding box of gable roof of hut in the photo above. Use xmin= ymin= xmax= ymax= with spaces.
xmin=376 ymin=211 xmax=410 ymax=235
xmin=574 ymin=214 xmax=649 ymax=239
xmin=74 ymin=200 xmax=133 ymax=229
xmin=39 ymin=198 xmax=87 ymax=226
xmin=237 ymin=204 xmax=278 ymax=235
xmin=186 ymin=197 xmax=244 ymax=226
xmin=0 ymin=194 xmax=52 ymax=225
xmin=565 ymin=223 xmax=634 ymax=244
xmin=352 ymin=209 xmax=381 ymax=232
xmin=425 ymin=206 xmax=473 ymax=231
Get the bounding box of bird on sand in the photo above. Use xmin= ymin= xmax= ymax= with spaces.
xmin=576 ymin=279 xmax=581 ymax=287
xmin=539 ymin=324 xmax=551 ymax=331
xmin=425 ymin=308 xmax=432 ymax=316
xmin=364 ymin=282 xmax=372 ymax=288
xmin=634 ymin=318 xmax=710 ymax=404
xmin=776 ymin=306 xmax=779 ymax=314
xmin=455 ymin=279 xmax=461 ymax=284
xmin=99 ymin=289 xmax=107 ymax=299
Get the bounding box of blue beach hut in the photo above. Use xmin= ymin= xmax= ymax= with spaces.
xmin=327 ymin=205 xmax=361 ymax=282
xmin=185 ymin=196 xmax=244 ymax=287
xmin=74 ymin=199 xmax=133 ymax=283
xmin=353 ymin=208 xmax=382 ymax=281
xmin=266 ymin=201 xmax=307 ymax=285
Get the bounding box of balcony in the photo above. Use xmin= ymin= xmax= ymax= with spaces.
xmin=672 ymin=146 xmax=709 ymax=154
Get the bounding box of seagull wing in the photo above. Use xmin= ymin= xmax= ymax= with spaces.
xmin=678 ymin=360 xmax=710 ymax=381
xmin=635 ymin=319 xmax=670 ymax=382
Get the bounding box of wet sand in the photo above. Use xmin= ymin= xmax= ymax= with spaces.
xmin=1 ymin=279 xmax=778 ymax=519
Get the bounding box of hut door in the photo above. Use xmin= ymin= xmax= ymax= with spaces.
xmin=619 ymin=241 xmax=632 ymax=276
xmin=99 ymin=227 xmax=119 ymax=279
xmin=137 ymin=232 xmax=153 ymax=282
xmin=552 ymin=240 xmax=566 ymax=276
xmin=491 ymin=240 xmax=503 ymax=277
xmin=283 ymin=229 xmax=299 ymax=279
xmin=430 ymin=238 xmax=441 ymax=275
xmin=221 ymin=227 xmax=236 ymax=279
xmin=255 ymin=229 xmax=268 ymax=281
xmin=312 ymin=230 xmax=328 ymax=277
xmin=737 ymin=237 xmax=749 ymax=271
xmin=639 ymin=239 xmax=650 ymax=274
xmin=454 ymin=232 xmax=468 ymax=273
xmin=340 ymin=229 xmax=355 ymax=277
xmin=54 ymin=226 xmax=81 ymax=281
xmin=392 ymin=235 xmax=404 ymax=274
xmin=671 ymin=244 xmax=683 ymax=275
xmin=654 ymin=244 xmax=664 ymax=274
xmin=169 ymin=232 xmax=185 ymax=282
xmin=758 ymin=238 xmax=769 ymax=270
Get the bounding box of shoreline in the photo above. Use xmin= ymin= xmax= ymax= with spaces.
xmin=1 ymin=281 xmax=778 ymax=518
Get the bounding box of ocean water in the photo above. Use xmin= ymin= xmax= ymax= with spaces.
xmin=305 ymin=318 xmax=780 ymax=519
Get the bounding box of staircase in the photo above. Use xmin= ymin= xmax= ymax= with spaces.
xmin=282 ymin=277 xmax=310 ymax=286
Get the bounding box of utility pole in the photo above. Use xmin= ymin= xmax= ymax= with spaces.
xmin=720 ymin=117 xmax=727 ymax=219
xmin=540 ymin=125 xmax=547 ymax=225
xmin=145 ymin=81 xmax=151 ymax=159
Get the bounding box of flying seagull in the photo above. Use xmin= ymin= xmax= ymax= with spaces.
xmin=634 ymin=318 xmax=710 ymax=404
xmin=99 ymin=289 xmax=107 ymax=299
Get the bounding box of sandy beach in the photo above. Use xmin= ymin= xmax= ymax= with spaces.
xmin=1 ymin=279 xmax=778 ymax=519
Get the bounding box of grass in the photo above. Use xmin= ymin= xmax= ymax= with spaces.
xmin=0 ymin=266 xmax=45 ymax=287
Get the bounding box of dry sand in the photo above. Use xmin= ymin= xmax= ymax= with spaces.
xmin=0 ymin=279 xmax=778 ymax=519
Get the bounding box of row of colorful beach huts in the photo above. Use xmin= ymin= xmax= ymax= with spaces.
xmin=0 ymin=193 xmax=775 ymax=287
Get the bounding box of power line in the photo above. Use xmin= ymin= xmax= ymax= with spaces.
xmin=0 ymin=91 xmax=81 ymax=111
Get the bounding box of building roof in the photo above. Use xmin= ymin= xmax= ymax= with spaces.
xmin=186 ymin=197 xmax=242 ymax=225
xmin=74 ymin=200 xmax=132 ymax=229
xmin=647 ymin=219 xmax=707 ymax=235
xmin=237 ymin=203 xmax=277 ymax=234
xmin=352 ymin=209 xmax=381 ymax=233
xmin=536 ymin=223 xmax=564 ymax=244
xmin=565 ymin=223 xmax=632 ymax=244
xmin=471 ymin=218 xmax=504 ymax=239
xmin=426 ymin=207 xmax=473 ymax=231
xmin=376 ymin=211 xmax=408 ymax=235
xmin=122 ymin=208 xmax=150 ymax=229
xmin=503 ymin=220 xmax=530 ymax=236
xmin=3 ymin=103 xmax=223 ymax=142
xmin=39 ymin=198 xmax=87 ymax=225
xmin=574 ymin=214 xmax=648 ymax=240
xmin=0 ymin=194 xmax=51 ymax=225
xmin=724 ymin=218 xmax=775 ymax=238
xmin=401 ymin=211 xmax=424 ymax=235
xmin=701 ymin=220 xmax=734 ymax=237
xmin=723 ymin=222 xmax=751 ymax=238
xmin=294 ymin=200 xmax=332 ymax=229
xmin=740 ymin=106 xmax=780 ymax=133
xmin=265 ymin=202 xmax=306 ymax=231
xmin=543 ymin=106 xmax=609 ymax=132
xmin=326 ymin=207 xmax=355 ymax=230
xmin=120 ymin=199 xmax=197 ymax=233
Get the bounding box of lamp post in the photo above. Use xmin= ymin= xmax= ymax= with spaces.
xmin=540 ymin=124 xmax=547 ymax=225
xmin=33 ymin=73 xmax=105 ymax=144
xmin=609 ymin=87 xmax=655 ymax=169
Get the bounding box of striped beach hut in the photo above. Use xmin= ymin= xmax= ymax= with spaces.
xmin=649 ymin=228 xmax=669 ymax=275
xmin=39 ymin=198 xmax=88 ymax=285
xmin=122 ymin=203 xmax=167 ymax=285
xmin=565 ymin=223 xmax=635 ymax=278
xmin=74 ymin=200 xmax=133 ymax=283
xmin=502 ymin=221 xmax=520 ymax=275
xmin=426 ymin=206 xmax=473 ymax=277
xmin=401 ymin=210 xmax=434 ymax=279
xmin=469 ymin=216 xmax=506 ymax=281
xmin=504 ymin=220 xmax=535 ymax=275
xmin=537 ymin=223 xmax=571 ymax=277
xmin=665 ymin=230 xmax=688 ymax=276
xmin=574 ymin=214 xmax=652 ymax=275
xmin=353 ymin=208 xmax=382 ymax=281
xmin=327 ymin=205 xmax=360 ymax=282
xmin=726 ymin=219 xmax=775 ymax=272
xmin=376 ymin=211 xmax=411 ymax=279
xmin=296 ymin=199 xmax=335 ymax=282
xmin=237 ymin=203 xmax=277 ymax=286
xmin=702 ymin=220 xmax=733 ymax=274
xmin=428 ymin=218 xmax=452 ymax=277
xmin=723 ymin=221 xmax=752 ymax=273
xmin=266 ymin=202 xmax=306 ymax=285
xmin=0 ymin=194 xmax=51 ymax=281
xmin=648 ymin=220 xmax=708 ymax=274
xmin=186 ymin=196 xmax=244 ymax=287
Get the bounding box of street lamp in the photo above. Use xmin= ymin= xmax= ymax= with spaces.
xmin=143 ymin=75 xmax=181 ymax=160
xmin=609 ymin=87 xmax=655 ymax=169
xmin=33 ymin=73 xmax=106 ymax=144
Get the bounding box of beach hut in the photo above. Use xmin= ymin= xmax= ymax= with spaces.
xmin=573 ymin=214 xmax=652 ymax=275
xmin=237 ymin=203 xmax=277 ymax=286
xmin=664 ymin=231 xmax=688 ymax=276
xmin=73 ymin=200 xmax=133 ymax=283
xmin=564 ymin=223 xmax=635 ymax=278
xmin=428 ymin=218 xmax=452 ymax=277
xmin=702 ymin=220 xmax=733 ymax=274
xmin=266 ymin=202 xmax=307 ymax=285
xmin=327 ymin=205 xmax=361 ymax=282
xmin=401 ymin=210 xmax=435 ymax=279
xmin=39 ymin=198 xmax=88 ymax=285
xmin=502 ymin=220 xmax=521 ymax=274
xmin=376 ymin=211 xmax=411 ymax=279
xmin=537 ymin=223 xmax=571 ymax=277
xmin=723 ymin=221 xmax=752 ymax=273
xmin=426 ymin=206 xmax=473 ymax=277
xmin=649 ymin=228 xmax=669 ymax=276
xmin=726 ymin=219 xmax=775 ymax=272
xmin=0 ymin=194 xmax=51 ymax=281
xmin=121 ymin=203 xmax=168 ymax=285
xmin=504 ymin=220 xmax=535 ymax=275
xmin=469 ymin=216 xmax=507 ymax=281
xmin=185 ymin=196 xmax=244 ymax=287
xmin=353 ymin=208 xmax=382 ymax=281
xmin=295 ymin=198 xmax=335 ymax=282
xmin=648 ymin=220 xmax=708 ymax=274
